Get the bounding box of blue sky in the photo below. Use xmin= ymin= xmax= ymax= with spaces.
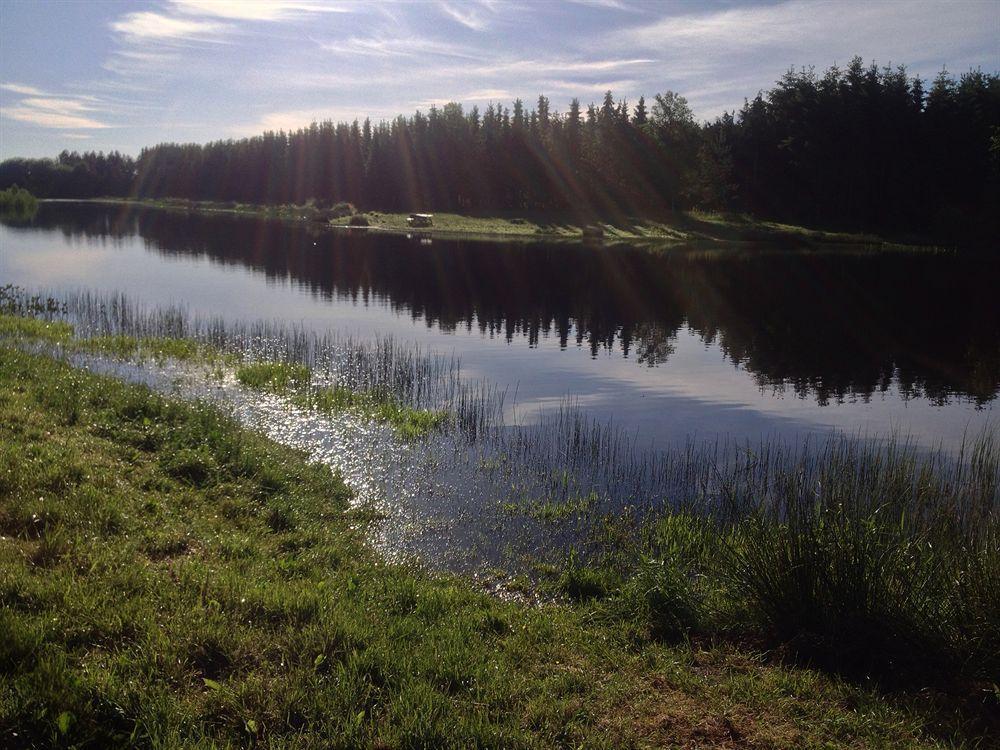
xmin=1 ymin=0 xmax=997 ymax=158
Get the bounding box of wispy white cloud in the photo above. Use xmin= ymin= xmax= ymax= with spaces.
xmin=620 ymin=0 xmax=997 ymax=75
xmin=111 ymin=11 xmax=228 ymax=42
xmin=319 ymin=35 xmax=479 ymax=60
xmin=21 ymin=97 xmax=97 ymax=113
xmin=436 ymin=1 xmax=494 ymax=31
xmin=102 ymin=48 xmax=184 ymax=77
xmin=411 ymin=88 xmax=515 ymax=109
xmin=236 ymin=105 xmax=399 ymax=136
xmin=171 ymin=0 xmax=352 ymax=21
xmin=536 ymin=78 xmax=638 ymax=96
xmin=481 ymin=57 xmax=656 ymax=76
xmin=463 ymin=88 xmax=513 ymax=100
xmin=1 ymin=86 xmax=112 ymax=130
xmin=564 ymin=0 xmax=637 ymax=10
xmin=2 ymin=107 xmax=109 ymax=130
xmin=267 ymin=53 xmax=655 ymax=100
xmin=1 ymin=83 xmax=49 ymax=97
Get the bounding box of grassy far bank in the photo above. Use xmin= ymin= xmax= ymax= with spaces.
xmin=345 ymin=208 xmax=897 ymax=246
xmin=1 ymin=344 xmax=994 ymax=750
xmin=46 ymin=197 xmax=915 ymax=248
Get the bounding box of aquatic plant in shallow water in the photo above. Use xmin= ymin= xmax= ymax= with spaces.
xmin=78 ymin=334 xmax=225 ymax=364
xmin=236 ymin=361 xmax=312 ymax=392
xmin=293 ymin=385 xmax=448 ymax=441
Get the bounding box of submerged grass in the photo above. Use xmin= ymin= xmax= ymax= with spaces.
xmin=294 ymin=385 xmax=449 ymax=440
xmin=235 ymin=359 xmax=448 ymax=440
xmin=235 ymin=361 xmax=311 ymax=391
xmin=4 ymin=345 xmax=983 ymax=748
xmin=78 ymin=334 xmax=232 ymax=365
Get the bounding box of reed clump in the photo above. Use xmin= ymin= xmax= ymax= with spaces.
xmin=552 ymin=436 xmax=1000 ymax=685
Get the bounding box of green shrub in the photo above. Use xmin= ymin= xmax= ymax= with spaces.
xmin=330 ymin=202 xmax=356 ymax=218
xmin=0 ymin=185 xmax=38 ymax=216
xmin=614 ymin=557 xmax=702 ymax=640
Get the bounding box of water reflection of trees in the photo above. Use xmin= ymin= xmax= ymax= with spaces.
xmin=19 ymin=205 xmax=1000 ymax=405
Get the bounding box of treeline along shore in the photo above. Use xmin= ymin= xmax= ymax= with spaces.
xmin=2 ymin=58 xmax=998 ymax=245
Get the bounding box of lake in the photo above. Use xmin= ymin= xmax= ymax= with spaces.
xmin=2 ymin=201 xmax=997 ymax=453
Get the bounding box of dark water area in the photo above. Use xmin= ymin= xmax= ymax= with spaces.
xmin=2 ymin=201 xmax=997 ymax=450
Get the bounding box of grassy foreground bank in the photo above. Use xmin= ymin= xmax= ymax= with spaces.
xmin=1 ymin=345 xmax=992 ymax=748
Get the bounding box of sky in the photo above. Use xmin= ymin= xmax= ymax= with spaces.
xmin=1 ymin=0 xmax=997 ymax=159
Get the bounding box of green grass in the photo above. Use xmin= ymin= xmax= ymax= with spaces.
xmin=529 ymin=465 xmax=1000 ymax=688
xmin=0 ymin=316 xmax=230 ymax=366
xmin=78 ymin=334 xmax=228 ymax=364
xmin=2 ymin=344 xmax=989 ymax=748
xmin=0 ymin=312 xmax=442 ymax=441
xmin=345 ymin=209 xmax=908 ymax=247
xmin=69 ymin=197 xmax=348 ymax=224
xmin=0 ymin=313 xmax=73 ymax=343
xmin=0 ymin=186 xmax=38 ymax=217
xmin=236 ymin=364 xmax=447 ymax=439
xmin=503 ymin=491 xmax=598 ymax=523
xmin=66 ymin=198 xmax=915 ymax=248
xmin=294 ymin=385 xmax=448 ymax=440
xmin=235 ymin=361 xmax=311 ymax=391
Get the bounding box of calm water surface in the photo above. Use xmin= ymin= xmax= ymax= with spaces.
xmin=2 ymin=202 xmax=997 ymax=451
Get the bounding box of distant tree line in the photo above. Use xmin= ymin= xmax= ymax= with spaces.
xmin=0 ymin=150 xmax=134 ymax=199
xmin=2 ymin=58 xmax=997 ymax=241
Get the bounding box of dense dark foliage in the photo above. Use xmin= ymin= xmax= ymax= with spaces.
xmin=0 ymin=150 xmax=134 ymax=199
xmin=2 ymin=58 xmax=997 ymax=241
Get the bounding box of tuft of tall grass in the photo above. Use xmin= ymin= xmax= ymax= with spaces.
xmin=294 ymin=385 xmax=448 ymax=440
xmin=235 ymin=361 xmax=311 ymax=391
xmin=564 ymin=435 xmax=1000 ymax=682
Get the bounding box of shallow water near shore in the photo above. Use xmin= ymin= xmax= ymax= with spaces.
xmin=4 ymin=201 xmax=998 ymax=575
xmin=2 ymin=201 xmax=998 ymax=453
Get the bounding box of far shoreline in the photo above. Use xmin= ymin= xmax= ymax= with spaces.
xmin=38 ymin=197 xmax=948 ymax=251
